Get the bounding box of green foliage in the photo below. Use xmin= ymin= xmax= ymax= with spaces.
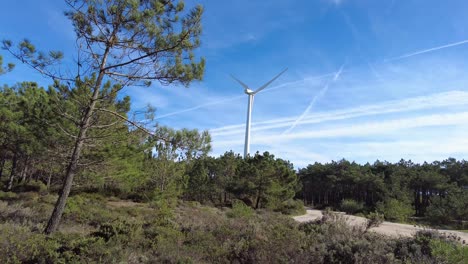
xmin=12 ymin=181 xmax=48 ymax=194
xmin=274 ymin=199 xmax=306 ymax=215
xmin=298 ymin=158 xmax=468 ymax=227
xmin=92 ymin=219 xmax=142 ymax=243
xmin=0 ymin=191 xmax=18 ymax=201
xmin=340 ymin=199 xmax=364 ymax=214
xmin=227 ymin=200 xmax=254 ymax=218
xmin=0 ymin=223 xmax=60 ymax=263
xmin=64 ymin=193 xmax=113 ymax=225
xmin=376 ymin=198 xmax=414 ymax=222
xmin=430 ymin=238 xmax=468 ymax=263
xmin=425 ymin=187 xmax=468 ymax=225
xmin=0 ymin=55 xmax=14 ymax=75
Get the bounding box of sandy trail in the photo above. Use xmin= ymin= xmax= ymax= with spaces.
xmin=293 ymin=209 xmax=468 ymax=243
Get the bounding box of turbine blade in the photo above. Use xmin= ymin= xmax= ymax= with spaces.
xmin=230 ymin=74 xmax=249 ymax=90
xmin=253 ymin=68 xmax=288 ymax=94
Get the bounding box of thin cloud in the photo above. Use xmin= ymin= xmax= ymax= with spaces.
xmin=328 ymin=0 xmax=344 ymax=6
xmin=211 ymin=90 xmax=468 ymax=136
xmin=385 ymin=39 xmax=468 ymax=62
xmin=214 ymin=111 xmax=468 ymax=147
xmin=155 ymin=95 xmax=244 ymax=119
xmin=154 ymin=71 xmax=335 ymax=120
xmin=282 ymin=63 xmax=345 ymax=135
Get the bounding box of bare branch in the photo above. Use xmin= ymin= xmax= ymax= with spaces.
xmin=95 ymin=107 xmax=154 ymax=136
xmin=88 ymin=120 xmax=121 ymax=129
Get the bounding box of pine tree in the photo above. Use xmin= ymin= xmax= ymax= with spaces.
xmin=3 ymin=0 xmax=205 ymax=234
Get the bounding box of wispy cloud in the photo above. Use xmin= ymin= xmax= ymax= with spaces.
xmin=328 ymin=0 xmax=344 ymax=6
xmin=282 ymin=63 xmax=345 ymax=134
xmin=214 ymin=111 xmax=468 ymax=147
xmin=152 ymin=71 xmax=335 ymax=120
xmin=385 ymin=39 xmax=468 ymax=62
xmin=155 ymin=95 xmax=244 ymax=119
xmin=211 ymin=90 xmax=468 ymax=136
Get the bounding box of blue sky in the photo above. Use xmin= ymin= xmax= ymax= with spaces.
xmin=2 ymin=0 xmax=468 ymax=167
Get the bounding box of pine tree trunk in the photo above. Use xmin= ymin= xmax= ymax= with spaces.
xmin=255 ymin=192 xmax=261 ymax=209
xmin=46 ymin=173 xmax=52 ymax=190
xmin=44 ymin=45 xmax=111 ymax=235
xmin=0 ymin=158 xmax=5 ymax=179
xmin=19 ymin=157 xmax=29 ymax=183
xmin=7 ymin=155 xmax=18 ymax=191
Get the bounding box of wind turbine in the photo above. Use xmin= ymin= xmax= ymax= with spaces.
xmin=231 ymin=68 xmax=288 ymax=158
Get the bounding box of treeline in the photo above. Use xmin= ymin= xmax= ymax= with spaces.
xmin=298 ymin=159 xmax=468 ymax=225
xmin=0 ymin=82 xmax=301 ymax=214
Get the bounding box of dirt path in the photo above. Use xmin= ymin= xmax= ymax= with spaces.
xmin=294 ymin=209 xmax=468 ymax=244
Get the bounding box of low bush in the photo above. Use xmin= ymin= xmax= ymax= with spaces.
xmin=0 ymin=223 xmax=60 ymax=263
xmin=275 ymin=199 xmax=306 ymax=215
xmin=430 ymin=238 xmax=468 ymax=263
xmin=0 ymin=201 xmax=36 ymax=224
xmin=64 ymin=193 xmax=113 ymax=225
xmin=12 ymin=181 xmax=48 ymax=194
xmin=226 ymin=200 xmax=254 ymax=218
xmin=92 ymin=218 xmax=142 ymax=243
xmin=340 ymin=199 xmax=364 ymax=214
xmin=0 ymin=191 xmax=18 ymax=201
xmin=376 ymin=199 xmax=414 ymax=222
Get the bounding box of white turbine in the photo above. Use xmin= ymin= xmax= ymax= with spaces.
xmin=230 ymin=68 xmax=288 ymax=158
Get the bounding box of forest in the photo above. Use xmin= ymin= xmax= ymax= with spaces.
xmin=1 ymin=0 xmax=468 ymax=263
xmin=299 ymin=159 xmax=468 ymax=226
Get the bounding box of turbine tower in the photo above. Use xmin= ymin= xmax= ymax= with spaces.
xmin=231 ymin=68 xmax=288 ymax=158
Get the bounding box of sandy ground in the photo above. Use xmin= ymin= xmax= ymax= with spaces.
xmin=293 ymin=209 xmax=468 ymax=244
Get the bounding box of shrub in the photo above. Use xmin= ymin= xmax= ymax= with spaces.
xmin=376 ymin=199 xmax=414 ymax=222
xmin=12 ymin=181 xmax=48 ymax=194
xmin=275 ymin=199 xmax=306 ymax=215
xmin=430 ymin=238 xmax=468 ymax=263
xmin=226 ymin=200 xmax=254 ymax=218
xmin=92 ymin=218 xmax=142 ymax=243
xmin=0 ymin=201 xmax=36 ymax=224
xmin=0 ymin=191 xmax=18 ymax=201
xmin=63 ymin=194 xmax=113 ymax=225
xmin=0 ymin=223 xmax=60 ymax=263
xmin=366 ymin=211 xmax=384 ymax=231
xmin=340 ymin=199 xmax=364 ymax=214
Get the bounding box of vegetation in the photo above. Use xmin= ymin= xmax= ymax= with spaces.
xmin=1 ymin=190 xmax=467 ymax=263
xmin=298 ymin=159 xmax=468 ymax=227
xmin=0 ymin=55 xmax=14 ymax=75
xmin=3 ymin=0 xmax=205 ymax=234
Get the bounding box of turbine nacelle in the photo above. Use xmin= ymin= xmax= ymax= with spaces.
xmin=231 ymin=68 xmax=288 ymax=96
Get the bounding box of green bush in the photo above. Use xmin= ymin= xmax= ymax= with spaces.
xmin=92 ymin=218 xmax=142 ymax=243
xmin=64 ymin=193 xmax=113 ymax=225
xmin=340 ymin=199 xmax=364 ymax=214
xmin=226 ymin=200 xmax=254 ymax=218
xmin=0 ymin=223 xmax=60 ymax=263
xmin=376 ymin=199 xmax=414 ymax=222
xmin=12 ymin=181 xmax=48 ymax=194
xmin=274 ymin=199 xmax=306 ymax=215
xmin=430 ymin=238 xmax=468 ymax=263
xmin=0 ymin=191 xmax=18 ymax=201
